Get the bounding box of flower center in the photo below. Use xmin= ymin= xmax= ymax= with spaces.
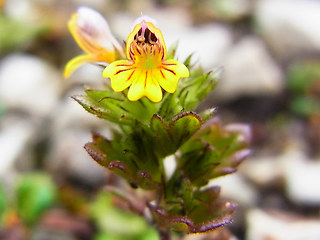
xmin=129 ymin=25 xmax=164 ymax=70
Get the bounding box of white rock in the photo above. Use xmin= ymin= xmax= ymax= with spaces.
xmin=241 ymin=156 xmax=283 ymax=186
xmin=255 ymin=0 xmax=320 ymax=59
xmin=247 ymin=144 xmax=320 ymax=205
xmin=167 ymin=24 xmax=233 ymax=71
xmin=163 ymin=155 xmax=176 ymax=180
xmin=52 ymin=91 xmax=106 ymax=132
xmin=3 ymin=0 xmax=33 ymax=20
xmin=215 ymin=37 xmax=284 ymax=101
xmin=246 ymin=209 xmax=320 ymax=240
xmin=3 ymin=0 xmax=57 ymax=22
xmin=67 ymin=63 xmax=106 ymax=87
xmin=72 ymin=0 xmax=108 ymax=11
xmin=0 ymin=117 xmax=35 ymax=178
xmin=211 ymin=0 xmax=252 ymax=20
xmin=46 ymin=129 xmax=107 ymax=186
xmin=282 ymin=154 xmax=320 ymax=205
xmin=0 ymin=54 xmax=61 ymax=117
xmin=209 ymin=174 xmax=258 ymax=206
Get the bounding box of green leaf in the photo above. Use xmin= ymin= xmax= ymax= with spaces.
xmin=178 ymin=121 xmax=251 ymax=186
xmin=16 ymin=173 xmax=56 ymax=225
xmin=85 ymin=131 xmax=162 ymax=189
xmin=157 ymin=92 xmax=183 ymax=120
xmin=170 ymin=112 xmax=202 ymax=149
xmin=179 ymin=70 xmax=218 ymax=111
xmin=73 ymin=88 xmax=158 ymax=126
xmin=150 ymin=114 xmax=175 ymax=156
xmin=149 ymin=195 xmax=235 ymax=234
xmin=150 ymin=112 xmax=203 ymax=157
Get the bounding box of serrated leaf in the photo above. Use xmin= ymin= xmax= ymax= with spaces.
xmin=157 ymin=93 xmax=183 ymax=120
xmin=177 ymin=121 xmax=251 ymax=186
xmin=149 ymin=197 xmax=236 ymax=234
xmin=169 ymin=112 xmax=202 ymax=149
xmin=181 ymin=71 xmax=218 ymax=110
xmin=73 ymin=94 xmax=129 ymax=124
xmin=150 ymin=114 xmax=175 ymax=156
xmin=136 ymin=170 xmax=159 ymax=190
xmin=73 ymin=89 xmax=158 ymax=125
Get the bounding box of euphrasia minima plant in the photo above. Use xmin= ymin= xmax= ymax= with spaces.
xmin=65 ymin=7 xmax=251 ymax=240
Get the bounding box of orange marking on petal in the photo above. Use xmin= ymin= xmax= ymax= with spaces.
xmin=160 ymin=69 xmax=165 ymax=79
xmin=127 ymin=71 xmax=135 ymax=81
xmin=115 ymin=64 xmax=132 ymax=67
xmin=162 ymin=67 xmax=176 ymax=75
xmin=144 ymin=71 xmax=148 ymax=88
xmin=163 ymin=63 xmax=177 ymax=66
xmin=115 ymin=68 xmax=135 ymax=75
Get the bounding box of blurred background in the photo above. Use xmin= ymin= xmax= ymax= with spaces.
xmin=1 ymin=0 xmax=320 ymax=239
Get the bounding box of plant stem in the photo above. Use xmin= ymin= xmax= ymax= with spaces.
xmin=158 ymin=228 xmax=171 ymax=240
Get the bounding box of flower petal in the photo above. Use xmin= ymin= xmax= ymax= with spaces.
xmin=128 ymin=70 xmax=162 ymax=102
xmin=103 ymin=60 xmax=136 ymax=92
xmin=68 ymin=7 xmax=124 ymax=63
xmin=144 ymin=72 xmax=163 ymax=102
xmin=126 ymin=18 xmax=167 ymax=60
xmin=156 ymin=59 xmax=189 ymax=93
xmin=63 ymin=54 xmax=96 ymax=78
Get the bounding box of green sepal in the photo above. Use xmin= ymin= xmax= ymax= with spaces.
xmin=178 ymin=121 xmax=251 ymax=187
xmin=177 ymin=69 xmax=219 ymax=111
xmin=150 ymin=112 xmax=202 ymax=157
xmin=73 ymin=87 xmax=158 ymax=126
xmin=149 ymin=183 xmax=236 ymax=234
xmin=85 ymin=131 xmax=161 ymax=190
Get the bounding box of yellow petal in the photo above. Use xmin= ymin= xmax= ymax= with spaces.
xmin=63 ymin=54 xmax=96 ymax=78
xmin=156 ymin=59 xmax=189 ymax=93
xmin=128 ymin=70 xmax=162 ymax=102
xmin=102 ymin=60 xmax=136 ymax=92
xmin=144 ymin=72 xmax=163 ymax=102
xmin=126 ymin=18 xmax=167 ymax=60
xmin=68 ymin=7 xmax=124 ymax=63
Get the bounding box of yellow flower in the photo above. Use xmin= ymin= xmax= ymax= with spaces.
xmin=64 ymin=7 xmax=124 ymax=78
xmin=102 ymin=18 xmax=189 ymax=102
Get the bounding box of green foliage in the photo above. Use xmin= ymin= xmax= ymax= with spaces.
xmin=178 ymin=121 xmax=251 ymax=187
xmin=91 ymin=191 xmax=158 ymax=240
xmin=16 ymin=173 xmax=56 ymax=225
xmin=0 ymin=184 xmax=5 ymax=223
xmin=74 ymin=59 xmax=218 ymax=127
xmin=75 ymin=53 xmax=251 ymax=235
xmin=287 ymin=60 xmax=320 ymax=117
xmin=0 ymin=14 xmax=48 ymax=55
